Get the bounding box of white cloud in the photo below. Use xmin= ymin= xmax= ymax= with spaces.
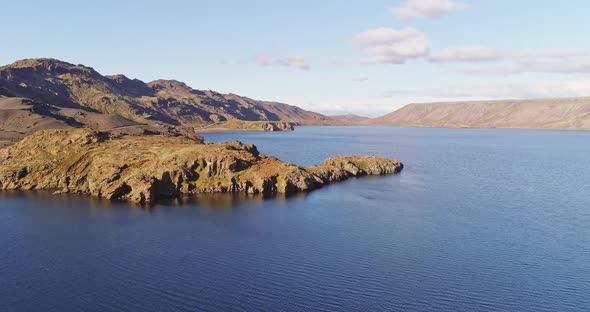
xmin=430 ymin=45 xmax=503 ymax=62
xmin=353 ymin=27 xmax=429 ymax=64
xmin=352 ymin=27 xmax=421 ymax=46
xmin=251 ymin=55 xmax=311 ymax=70
xmin=385 ymin=79 xmax=590 ymax=99
xmin=352 ymin=75 xmax=369 ymax=82
xmin=392 ymin=0 xmax=469 ymax=20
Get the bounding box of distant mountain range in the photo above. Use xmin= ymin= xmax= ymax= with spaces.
xmin=1 ymin=58 xmax=589 ymax=144
xmin=0 ymin=58 xmax=359 ymax=143
xmin=366 ymin=98 xmax=590 ymax=130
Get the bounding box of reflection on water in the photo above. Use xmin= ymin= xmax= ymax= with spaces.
xmin=2 ymin=126 xmax=590 ymax=312
xmin=0 ymin=188 xmax=312 ymax=211
xmin=156 ymin=191 xmax=310 ymax=209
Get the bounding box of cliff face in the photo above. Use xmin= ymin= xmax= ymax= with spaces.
xmin=198 ymin=120 xmax=295 ymax=132
xmin=366 ymin=98 xmax=590 ymax=130
xmin=0 ymin=129 xmax=403 ymax=204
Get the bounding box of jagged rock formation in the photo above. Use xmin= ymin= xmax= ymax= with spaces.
xmin=0 ymin=129 xmax=403 ymax=204
xmin=366 ymin=98 xmax=590 ymax=130
xmin=198 ymin=120 xmax=295 ymax=132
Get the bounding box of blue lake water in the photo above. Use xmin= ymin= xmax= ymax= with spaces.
xmin=1 ymin=126 xmax=589 ymax=311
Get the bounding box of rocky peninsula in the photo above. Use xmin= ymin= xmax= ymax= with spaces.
xmin=0 ymin=129 xmax=403 ymax=204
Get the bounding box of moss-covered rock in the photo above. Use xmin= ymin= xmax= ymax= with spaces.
xmin=0 ymin=129 xmax=403 ymax=204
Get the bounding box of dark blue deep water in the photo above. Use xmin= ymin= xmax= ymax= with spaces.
xmin=1 ymin=126 xmax=590 ymax=311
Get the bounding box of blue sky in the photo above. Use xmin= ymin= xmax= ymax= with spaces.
xmin=2 ymin=0 xmax=590 ymax=116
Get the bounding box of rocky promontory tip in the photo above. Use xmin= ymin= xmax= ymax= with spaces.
xmin=0 ymin=129 xmax=403 ymax=204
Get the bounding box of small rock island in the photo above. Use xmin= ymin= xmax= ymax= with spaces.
xmin=0 ymin=129 xmax=403 ymax=204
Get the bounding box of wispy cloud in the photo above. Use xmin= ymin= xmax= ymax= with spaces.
xmin=251 ymin=54 xmax=311 ymax=70
xmin=430 ymin=46 xmax=590 ymax=75
xmin=384 ymin=79 xmax=590 ymax=99
xmin=516 ymin=49 xmax=587 ymax=59
xmin=465 ymin=59 xmax=590 ymax=75
xmin=353 ymin=27 xmax=429 ymax=64
xmin=429 ymin=45 xmax=503 ymax=62
xmin=430 ymin=46 xmax=586 ymax=63
xmin=391 ymin=0 xmax=469 ymax=20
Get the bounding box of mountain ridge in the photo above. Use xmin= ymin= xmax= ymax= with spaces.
xmin=0 ymin=58 xmax=355 ymax=128
xmin=366 ymin=97 xmax=590 ymax=130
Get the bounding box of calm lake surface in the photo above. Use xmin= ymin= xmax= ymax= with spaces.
xmin=1 ymin=126 xmax=589 ymax=311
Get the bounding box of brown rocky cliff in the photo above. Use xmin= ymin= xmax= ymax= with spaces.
xmin=0 ymin=129 xmax=403 ymax=204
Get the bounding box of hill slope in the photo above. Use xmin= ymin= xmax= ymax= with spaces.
xmin=367 ymin=98 xmax=590 ymax=130
xmin=0 ymin=96 xmax=147 ymax=146
xmin=0 ymin=58 xmax=342 ymax=129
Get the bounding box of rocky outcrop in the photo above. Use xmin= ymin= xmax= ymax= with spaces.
xmin=193 ymin=120 xmax=295 ymax=132
xmin=219 ymin=120 xmax=294 ymax=132
xmin=261 ymin=121 xmax=294 ymax=131
xmin=0 ymin=129 xmax=403 ymax=204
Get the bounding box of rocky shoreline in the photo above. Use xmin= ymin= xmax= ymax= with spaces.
xmin=0 ymin=129 xmax=403 ymax=204
xmin=194 ymin=120 xmax=295 ymax=133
